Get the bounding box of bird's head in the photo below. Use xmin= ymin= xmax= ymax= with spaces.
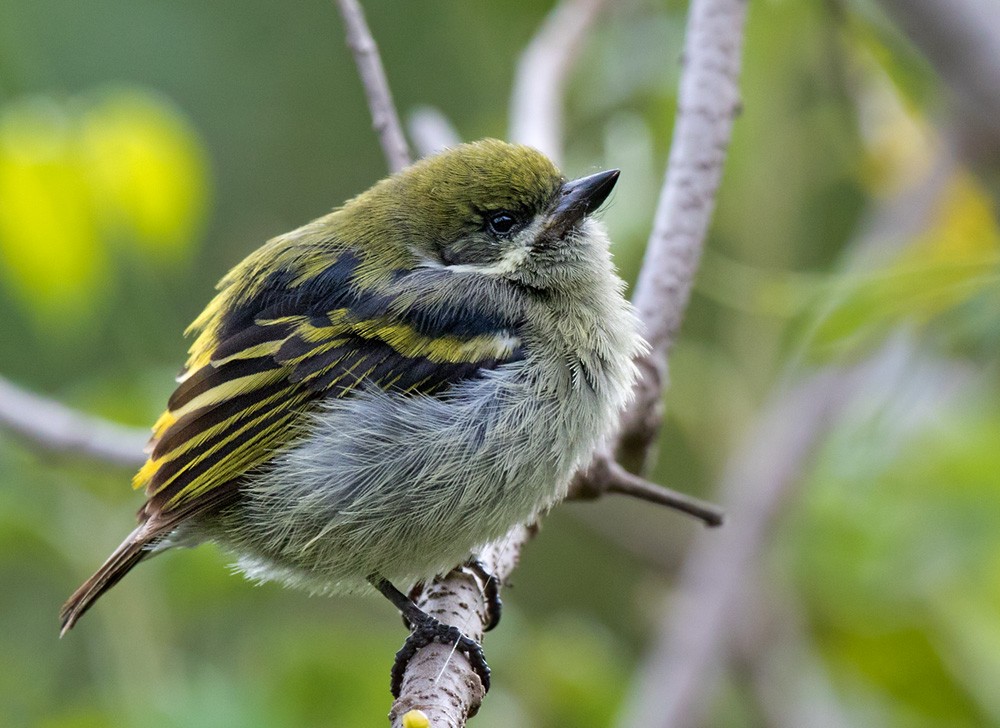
xmin=340 ymin=139 xmax=620 ymax=291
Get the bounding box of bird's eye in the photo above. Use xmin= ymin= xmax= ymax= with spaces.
xmin=487 ymin=212 xmax=518 ymax=237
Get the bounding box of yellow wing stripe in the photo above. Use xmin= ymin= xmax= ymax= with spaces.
xmin=168 ymin=368 xmax=287 ymax=425
xmin=152 ymin=390 xmax=309 ymax=501
xmin=265 ymin=312 xmax=520 ymax=367
xmin=212 ymin=339 xmax=286 ymax=366
xmin=136 ymin=386 xmax=294 ymax=491
xmin=140 ymin=364 xmax=288 ymax=474
xmin=165 ymin=409 xmax=304 ymax=507
xmin=351 ymin=318 xmax=518 ymax=364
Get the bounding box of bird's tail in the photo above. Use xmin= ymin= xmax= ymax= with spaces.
xmin=59 ymin=526 xmax=152 ymax=636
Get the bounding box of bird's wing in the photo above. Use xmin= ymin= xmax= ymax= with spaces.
xmin=134 ymin=243 xmax=523 ymax=523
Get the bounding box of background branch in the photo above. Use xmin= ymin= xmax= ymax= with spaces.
xmin=333 ymin=0 xmax=411 ymax=173
xmin=615 ymin=368 xmax=858 ymax=728
xmin=875 ymin=0 xmax=1000 ymax=176
xmin=407 ymin=106 xmax=461 ymax=158
xmin=509 ymin=0 xmax=610 ymax=163
xmin=615 ymin=130 xmax=966 ymax=727
xmin=0 ymin=376 xmax=146 ymax=468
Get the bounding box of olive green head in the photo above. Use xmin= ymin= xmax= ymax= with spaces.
xmin=337 ymin=139 xmax=619 ymax=286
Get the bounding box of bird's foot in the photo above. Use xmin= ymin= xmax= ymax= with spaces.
xmin=463 ymin=559 xmax=502 ymax=632
xmin=391 ymin=610 xmax=491 ymax=696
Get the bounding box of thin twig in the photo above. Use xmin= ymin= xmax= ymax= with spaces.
xmin=616 ymin=0 xmax=749 ymax=468
xmin=333 ymin=0 xmax=411 ymax=173
xmin=509 ymin=0 xmax=610 ymax=164
xmin=568 ymin=454 xmax=724 ymax=527
xmin=0 ymin=376 xmax=146 ymax=468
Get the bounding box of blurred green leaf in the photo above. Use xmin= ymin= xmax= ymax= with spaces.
xmin=802 ymin=173 xmax=1000 ymax=360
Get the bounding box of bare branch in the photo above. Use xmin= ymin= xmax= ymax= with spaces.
xmin=568 ymin=454 xmax=724 ymax=527
xmin=334 ymin=0 xmax=411 ymax=173
xmin=509 ymin=0 xmax=610 ymax=163
xmin=0 ymin=376 xmax=146 ymax=468
xmin=389 ymin=525 xmax=533 ymax=728
xmin=616 ymin=0 xmax=749 ymax=466
xmin=407 ymin=106 xmax=461 ymax=158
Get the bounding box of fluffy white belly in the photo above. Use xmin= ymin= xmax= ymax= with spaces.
xmin=213 ymin=362 xmax=609 ymax=593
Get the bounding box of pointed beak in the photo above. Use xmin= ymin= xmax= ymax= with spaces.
xmin=548 ymin=169 xmax=620 ymax=234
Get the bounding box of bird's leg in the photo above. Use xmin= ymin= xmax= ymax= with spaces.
xmin=368 ymin=574 xmax=491 ymax=697
xmin=400 ymin=581 xmax=425 ymax=630
xmin=462 ymin=559 xmax=502 ymax=632
xmin=397 ymin=562 xmax=500 ymax=632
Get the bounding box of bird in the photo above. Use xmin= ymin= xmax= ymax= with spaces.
xmin=60 ymin=138 xmax=644 ymax=694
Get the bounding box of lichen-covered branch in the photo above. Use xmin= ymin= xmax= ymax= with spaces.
xmin=388 ymin=526 xmax=532 ymax=728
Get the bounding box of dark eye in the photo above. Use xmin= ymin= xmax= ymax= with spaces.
xmin=487 ymin=212 xmax=518 ymax=236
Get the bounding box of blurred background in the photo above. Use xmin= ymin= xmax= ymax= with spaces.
xmin=1 ymin=0 xmax=998 ymax=726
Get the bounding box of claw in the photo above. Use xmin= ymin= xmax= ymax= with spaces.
xmin=464 ymin=560 xmax=502 ymax=632
xmin=390 ymin=612 xmax=491 ymax=696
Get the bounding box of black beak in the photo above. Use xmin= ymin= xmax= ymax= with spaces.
xmin=548 ymin=169 xmax=620 ymax=233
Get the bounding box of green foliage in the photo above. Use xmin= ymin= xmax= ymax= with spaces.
xmin=787 ymin=400 xmax=1000 ymax=726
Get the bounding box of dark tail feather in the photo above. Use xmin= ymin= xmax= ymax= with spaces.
xmin=60 ymin=526 xmax=151 ymax=636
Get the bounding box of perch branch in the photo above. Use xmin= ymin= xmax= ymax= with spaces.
xmin=0 ymin=376 xmax=146 ymax=468
xmin=388 ymin=525 xmax=533 ymax=728
xmin=509 ymin=0 xmax=610 ymax=163
xmin=334 ymin=0 xmax=411 ymax=172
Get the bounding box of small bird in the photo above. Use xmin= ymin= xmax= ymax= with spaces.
xmin=60 ymin=138 xmax=644 ymax=693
